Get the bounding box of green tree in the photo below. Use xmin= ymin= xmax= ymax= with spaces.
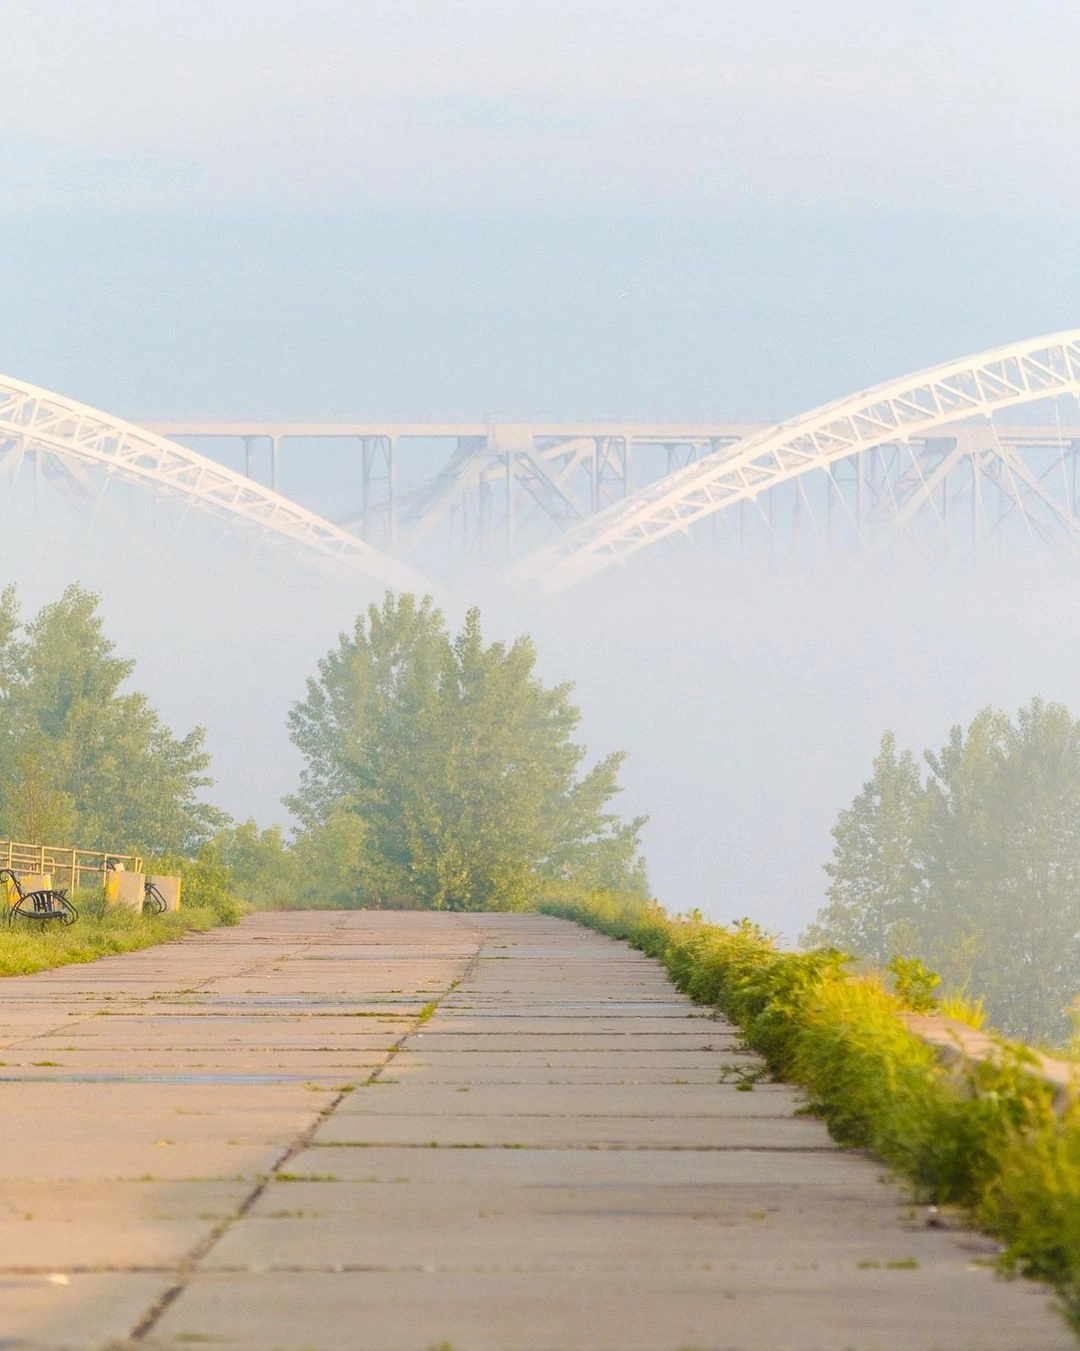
xmin=287 ymin=592 xmax=646 ymax=910
xmin=0 ymin=586 xmax=76 ymax=841
xmin=809 ymin=700 xmax=1080 ymax=1044
xmin=0 ymin=584 xmax=224 ymax=852
xmin=286 ymin=591 xmax=446 ymax=830
xmin=204 ymin=819 xmax=302 ymax=909
xmin=290 ymin=812 xmax=383 ymax=907
xmin=805 ymin=730 xmax=926 ymax=965
xmin=208 ymin=813 xmax=380 ymax=910
xmin=0 ymin=586 xmax=18 ymax=702
xmin=921 ymin=700 xmax=1080 ymax=1043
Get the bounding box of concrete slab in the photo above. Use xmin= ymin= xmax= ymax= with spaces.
xmin=399 ymin=1031 xmax=745 ymax=1051
xmin=0 ymin=910 xmax=1071 ymax=1351
xmin=0 ymin=1080 xmax=336 ymax=1114
xmin=0 ymin=1272 xmax=172 ymax=1350
xmin=146 ymin=1267 xmax=1067 ymax=1351
xmin=383 ymin=1059 xmax=733 ymax=1084
xmin=310 ymin=1110 xmax=834 ymax=1149
xmin=209 ymin=1177 xmax=952 ymax=1274
xmin=242 ymin=1176 xmax=909 ymax=1226
xmin=419 ymin=1015 xmax=718 ymax=1033
xmin=0 ymin=1180 xmax=247 ymax=1267
xmin=278 ymin=1142 xmax=887 ymax=1188
xmin=30 ymin=1016 xmax=410 ymax=1041
xmin=331 ymin=1081 xmax=806 ymax=1117
xmin=439 ymin=1000 xmax=695 ymax=1012
xmin=0 ymin=1053 xmax=387 ymax=1076
xmin=202 ymin=1210 xmax=946 ymax=1275
xmin=386 ymin=1048 xmax=748 ymax=1067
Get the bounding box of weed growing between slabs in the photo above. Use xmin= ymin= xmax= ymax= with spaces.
xmin=540 ymin=887 xmax=1080 ymax=1333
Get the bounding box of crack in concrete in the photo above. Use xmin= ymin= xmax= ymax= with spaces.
xmin=124 ymin=923 xmax=484 ymax=1345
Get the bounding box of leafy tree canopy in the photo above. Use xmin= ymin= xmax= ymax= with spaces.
xmin=286 ymin=592 xmax=647 ymax=911
xmin=206 ymin=813 xmax=380 ymax=912
xmin=808 ymin=699 xmax=1080 ymax=1044
xmin=0 ymin=583 xmax=225 ymax=853
xmin=804 ymin=730 xmax=926 ymax=966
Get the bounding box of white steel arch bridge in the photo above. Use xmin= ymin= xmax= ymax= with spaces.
xmin=5 ymin=330 xmax=1080 ymax=592
xmin=0 ymin=375 xmax=425 ymax=591
xmin=513 ymin=328 xmax=1080 ymax=590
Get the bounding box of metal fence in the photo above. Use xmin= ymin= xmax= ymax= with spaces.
xmin=0 ymin=840 xmax=144 ymax=892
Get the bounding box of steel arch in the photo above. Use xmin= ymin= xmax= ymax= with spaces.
xmin=0 ymin=374 xmax=426 ymax=591
xmin=512 ymin=329 xmax=1080 ymax=591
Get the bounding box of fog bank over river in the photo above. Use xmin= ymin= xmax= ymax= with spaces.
xmin=3 ymin=486 xmax=1073 ymax=941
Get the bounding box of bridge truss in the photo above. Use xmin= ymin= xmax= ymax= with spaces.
xmin=6 ymin=331 xmax=1080 ymax=592
xmin=0 ymin=377 xmax=424 ymax=591
xmin=146 ymin=420 xmax=765 ymax=562
xmin=511 ymin=329 xmax=1080 ymax=589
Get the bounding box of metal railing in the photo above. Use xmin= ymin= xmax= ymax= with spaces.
xmin=0 ymin=840 xmax=144 ymax=893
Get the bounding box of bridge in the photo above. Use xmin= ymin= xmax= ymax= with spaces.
xmin=4 ymin=330 xmax=1080 ymax=590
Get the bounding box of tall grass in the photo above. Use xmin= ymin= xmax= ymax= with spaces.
xmin=0 ymin=890 xmax=228 ymax=977
xmin=539 ymin=888 xmax=1080 ymax=1331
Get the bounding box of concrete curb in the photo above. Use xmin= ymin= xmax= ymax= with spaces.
xmin=899 ymin=1011 xmax=1079 ymax=1110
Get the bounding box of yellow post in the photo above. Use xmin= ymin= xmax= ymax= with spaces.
xmin=104 ymin=868 xmax=120 ymax=906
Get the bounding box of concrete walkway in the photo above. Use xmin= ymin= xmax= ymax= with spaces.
xmin=0 ymin=911 xmax=1070 ymax=1350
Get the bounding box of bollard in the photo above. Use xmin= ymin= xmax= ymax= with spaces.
xmin=148 ymin=875 xmax=182 ymax=912
xmin=107 ymin=872 xmax=145 ymax=912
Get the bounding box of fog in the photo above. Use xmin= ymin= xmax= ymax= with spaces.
xmin=4 ymin=462 xmax=1076 ymax=944
xmin=4 ymin=201 xmax=1079 ymax=943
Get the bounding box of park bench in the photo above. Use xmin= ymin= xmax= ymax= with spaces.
xmin=0 ymin=868 xmax=78 ymax=927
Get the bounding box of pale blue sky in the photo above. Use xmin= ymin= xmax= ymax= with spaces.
xmin=0 ymin=1 xmax=1077 ymax=421
xmin=1 ymin=210 xmax=1079 ymax=427
xmin=3 ymin=1 xmax=1078 ymax=215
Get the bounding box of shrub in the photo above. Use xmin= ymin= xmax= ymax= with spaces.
xmin=145 ymin=852 xmax=243 ymax=925
xmin=886 ymin=954 xmax=940 ymax=1012
xmin=982 ymin=1106 xmax=1080 ymax=1332
xmin=541 ymin=887 xmax=1080 ymax=1324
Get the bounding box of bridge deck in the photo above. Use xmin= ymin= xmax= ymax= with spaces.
xmin=0 ymin=911 xmax=1069 ymax=1350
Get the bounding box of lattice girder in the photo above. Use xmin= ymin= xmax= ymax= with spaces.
xmin=512 ymin=330 xmax=1080 ymax=591
xmin=0 ymin=375 xmax=425 ymax=590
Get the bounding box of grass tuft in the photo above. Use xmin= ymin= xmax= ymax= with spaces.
xmin=0 ymin=893 xmax=221 ymax=978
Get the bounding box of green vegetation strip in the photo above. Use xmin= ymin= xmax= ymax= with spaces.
xmin=0 ymin=903 xmax=214 ymax=978
xmin=540 ymin=889 xmax=1080 ymax=1333
xmin=0 ymin=881 xmax=239 ymax=978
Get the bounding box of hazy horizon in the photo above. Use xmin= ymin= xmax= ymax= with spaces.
xmin=6 ymin=475 xmax=1077 ymax=944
